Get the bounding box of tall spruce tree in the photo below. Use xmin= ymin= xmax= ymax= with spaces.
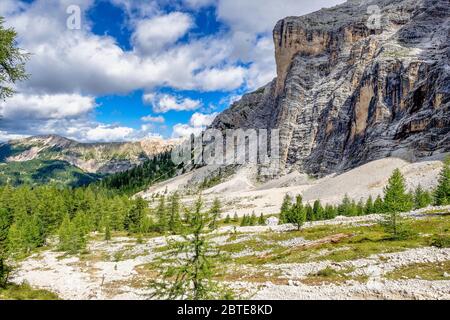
xmin=209 ymin=198 xmax=221 ymax=230
xmin=124 ymin=197 xmax=147 ymax=233
xmin=381 ymin=169 xmax=413 ymax=239
xmin=168 ymin=192 xmax=182 ymax=233
xmin=414 ymin=184 xmax=432 ymax=209
xmin=280 ymin=194 xmax=292 ymax=223
xmin=0 ymin=208 xmax=11 ymax=287
xmin=155 ymin=195 xmax=168 ymax=231
xmin=338 ymin=194 xmax=352 ymax=216
xmin=312 ymin=200 xmax=324 ymax=221
xmin=288 ymin=195 xmax=306 ymax=230
xmin=434 ymin=157 xmax=450 ymax=205
xmin=0 ymin=17 xmax=29 ymax=100
xmin=150 ymin=195 xmax=231 ymax=299
xmin=258 ymin=213 xmax=266 ymax=226
xmin=373 ymin=195 xmax=384 ymax=213
xmin=365 ymin=196 xmax=374 ymax=214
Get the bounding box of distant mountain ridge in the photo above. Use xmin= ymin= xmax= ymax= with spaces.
xmin=0 ymin=134 xmax=179 ymax=186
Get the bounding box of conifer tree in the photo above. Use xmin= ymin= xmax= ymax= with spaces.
xmin=168 ymin=192 xmax=182 ymax=233
xmin=155 ymin=195 xmax=168 ymax=231
xmin=150 ymin=195 xmax=231 ymax=299
xmin=305 ymin=204 xmax=314 ymax=221
xmin=104 ymin=218 xmax=111 ymax=241
xmin=258 ymin=213 xmax=265 ymax=225
xmin=0 ymin=17 xmax=29 ymax=100
xmin=280 ymin=194 xmax=292 ymax=223
xmin=383 ymin=169 xmax=413 ymax=213
xmin=58 ymin=213 xmax=86 ymax=254
xmin=338 ymin=194 xmax=352 ymax=216
xmin=232 ymin=213 xmax=239 ymax=223
xmin=414 ymin=184 xmax=432 ymax=209
xmin=312 ymin=200 xmax=323 ymax=221
xmin=381 ymin=169 xmax=413 ymax=239
xmin=0 ymin=209 xmax=11 ymax=287
xmin=124 ymin=197 xmax=147 ymax=233
xmin=224 ymin=214 xmax=231 ymax=224
xmin=324 ymin=204 xmax=336 ymax=220
xmin=373 ymin=195 xmax=384 ymax=213
xmin=356 ymin=199 xmax=365 ymax=216
xmin=288 ymin=195 xmax=306 ymax=230
xmin=209 ymin=198 xmax=221 ymax=230
xmin=434 ymin=157 xmax=450 ymax=205
xmin=240 ymin=215 xmax=248 ymax=227
xmin=249 ymin=212 xmax=257 ymax=226
xmin=365 ymin=196 xmax=374 ymax=214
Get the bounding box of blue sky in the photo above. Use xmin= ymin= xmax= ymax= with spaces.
xmin=0 ymin=0 xmax=344 ymax=142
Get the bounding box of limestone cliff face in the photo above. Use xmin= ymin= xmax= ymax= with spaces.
xmin=211 ymin=0 xmax=450 ymax=176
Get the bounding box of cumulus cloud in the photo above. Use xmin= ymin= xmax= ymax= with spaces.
xmin=144 ymin=93 xmax=202 ymax=113
xmin=189 ymin=112 xmax=218 ymax=127
xmin=0 ymin=93 xmax=96 ymax=120
xmin=132 ymin=12 xmax=194 ymax=54
xmin=172 ymin=123 xmax=203 ymax=138
xmin=172 ymin=111 xmax=217 ymax=138
xmin=141 ymin=115 xmax=165 ymax=123
xmin=216 ymin=0 xmax=345 ymax=34
xmin=1 ymin=0 xmax=245 ymax=96
xmin=0 ymin=131 xmax=29 ymax=142
xmin=0 ymin=0 xmax=346 ymax=142
xmin=84 ymin=125 xmax=134 ymax=142
xmin=183 ymin=0 xmax=216 ymax=9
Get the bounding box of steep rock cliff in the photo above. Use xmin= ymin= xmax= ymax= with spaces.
xmin=211 ymin=0 xmax=450 ymax=176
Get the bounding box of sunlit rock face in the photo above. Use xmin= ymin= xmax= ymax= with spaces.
xmin=212 ymin=0 xmax=450 ymax=176
xmin=1 ymin=134 xmax=179 ymax=174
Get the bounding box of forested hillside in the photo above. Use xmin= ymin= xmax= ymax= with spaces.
xmin=99 ymin=151 xmax=179 ymax=194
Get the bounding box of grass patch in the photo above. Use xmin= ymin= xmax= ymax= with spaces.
xmin=0 ymin=283 xmax=59 ymax=300
xmin=301 ymin=266 xmax=367 ymax=285
xmin=385 ymin=261 xmax=450 ymax=281
xmin=230 ymin=215 xmax=450 ymax=265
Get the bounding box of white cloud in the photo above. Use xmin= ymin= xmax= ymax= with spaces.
xmin=183 ymin=0 xmax=216 ymax=9
xmin=172 ymin=111 xmax=218 ymax=138
xmin=132 ymin=12 xmax=194 ymax=54
xmin=0 ymin=93 xmax=96 ymax=120
xmin=172 ymin=123 xmax=203 ymax=138
xmin=189 ymin=112 xmax=218 ymax=127
xmin=1 ymin=0 xmax=245 ymax=97
xmin=0 ymin=0 xmax=347 ymax=142
xmin=84 ymin=125 xmax=134 ymax=142
xmin=193 ymin=66 xmax=246 ymax=91
xmin=216 ymin=0 xmax=345 ymax=34
xmin=0 ymin=131 xmax=29 ymax=142
xmin=141 ymin=115 xmax=165 ymax=123
xmin=145 ymin=93 xmax=202 ymax=113
xmin=215 ymin=0 xmax=346 ymax=89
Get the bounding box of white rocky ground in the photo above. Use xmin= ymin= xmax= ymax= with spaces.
xmin=140 ymin=157 xmax=444 ymax=218
xmin=10 ymin=206 xmax=450 ymax=300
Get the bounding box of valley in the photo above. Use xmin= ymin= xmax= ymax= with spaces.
xmin=0 ymin=0 xmax=449 ymax=302
xmin=8 ymin=205 xmax=450 ymax=300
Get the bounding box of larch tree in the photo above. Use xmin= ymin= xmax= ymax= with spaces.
xmin=288 ymin=195 xmax=306 ymax=231
xmin=168 ymin=192 xmax=182 ymax=234
xmin=280 ymin=194 xmax=292 ymax=223
xmin=381 ymin=169 xmax=413 ymax=239
xmin=434 ymin=157 xmax=450 ymax=205
xmin=0 ymin=17 xmax=29 ymax=101
xmin=150 ymin=195 xmax=232 ymax=300
xmin=208 ymin=198 xmax=221 ymax=230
